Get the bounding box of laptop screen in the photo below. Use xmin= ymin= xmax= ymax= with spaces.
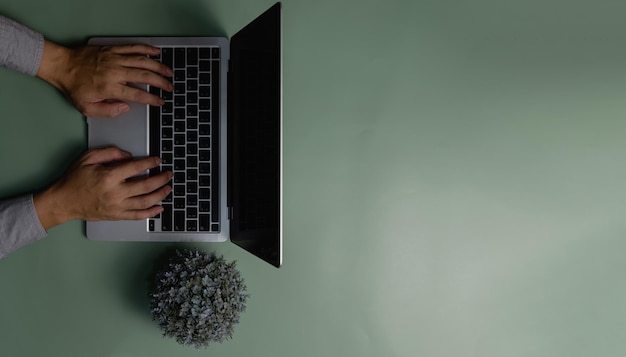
xmin=228 ymin=3 xmax=282 ymax=267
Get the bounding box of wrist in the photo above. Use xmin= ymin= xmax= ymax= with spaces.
xmin=36 ymin=40 xmax=72 ymax=92
xmin=33 ymin=185 xmax=76 ymax=230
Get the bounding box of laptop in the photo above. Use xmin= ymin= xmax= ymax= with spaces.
xmin=86 ymin=2 xmax=283 ymax=267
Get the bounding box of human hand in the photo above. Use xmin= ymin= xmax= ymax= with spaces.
xmin=37 ymin=40 xmax=173 ymax=117
xmin=33 ymin=146 xmax=173 ymax=230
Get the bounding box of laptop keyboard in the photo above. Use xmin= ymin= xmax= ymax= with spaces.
xmin=147 ymin=46 xmax=220 ymax=233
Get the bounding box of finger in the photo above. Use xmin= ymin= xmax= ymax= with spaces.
xmin=81 ymin=101 xmax=130 ymax=118
xmin=120 ymin=55 xmax=173 ymax=78
xmin=124 ymin=170 xmax=173 ymax=198
xmin=119 ymin=205 xmax=165 ymax=221
xmin=114 ymin=156 xmax=162 ymax=180
xmin=110 ymin=44 xmax=161 ymax=56
xmin=123 ymin=68 xmax=173 ymax=92
xmin=83 ymin=146 xmax=132 ymax=165
xmin=116 ymin=84 xmax=165 ymax=106
xmin=125 ymin=184 xmax=172 ymax=210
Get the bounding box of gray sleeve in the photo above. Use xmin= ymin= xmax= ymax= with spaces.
xmin=0 ymin=195 xmax=47 ymax=260
xmin=0 ymin=15 xmax=44 ymax=76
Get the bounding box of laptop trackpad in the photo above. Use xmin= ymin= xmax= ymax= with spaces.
xmin=87 ymin=101 xmax=149 ymax=158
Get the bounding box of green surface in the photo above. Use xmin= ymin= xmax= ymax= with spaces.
xmin=2 ymin=0 xmax=626 ymax=356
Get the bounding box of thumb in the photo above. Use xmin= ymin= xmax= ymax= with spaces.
xmin=82 ymin=101 xmax=130 ymax=118
xmin=83 ymin=146 xmax=133 ymax=165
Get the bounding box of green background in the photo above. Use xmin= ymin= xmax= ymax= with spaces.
xmin=2 ymin=0 xmax=626 ymax=356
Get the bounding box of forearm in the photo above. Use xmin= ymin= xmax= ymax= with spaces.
xmin=0 ymin=195 xmax=47 ymax=260
xmin=0 ymin=15 xmax=44 ymax=76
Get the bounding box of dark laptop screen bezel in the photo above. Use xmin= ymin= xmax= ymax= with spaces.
xmin=228 ymin=2 xmax=282 ymax=267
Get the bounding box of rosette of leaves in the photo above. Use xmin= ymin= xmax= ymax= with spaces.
xmin=149 ymin=249 xmax=248 ymax=348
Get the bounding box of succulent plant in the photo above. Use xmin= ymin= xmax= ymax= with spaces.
xmin=149 ymin=248 xmax=248 ymax=348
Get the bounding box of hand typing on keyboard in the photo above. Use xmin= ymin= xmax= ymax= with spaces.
xmin=33 ymin=146 xmax=173 ymax=230
xmin=36 ymin=41 xmax=174 ymax=118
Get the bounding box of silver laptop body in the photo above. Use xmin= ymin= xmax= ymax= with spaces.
xmin=86 ymin=3 xmax=283 ymax=267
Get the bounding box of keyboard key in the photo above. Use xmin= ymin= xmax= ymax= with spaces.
xmin=174 ymin=95 xmax=185 ymax=106
xmin=162 ymin=127 xmax=172 ymax=139
xmin=162 ymin=115 xmax=173 ymax=126
xmin=199 ymin=215 xmax=210 ymax=231
xmin=161 ymin=204 xmax=172 ymax=231
xmin=199 ymin=73 xmax=210 ymax=84
xmin=199 ymin=60 xmax=211 ymax=71
xmin=187 ymin=131 xmax=198 ymax=142
xmin=187 ymin=92 xmax=198 ymax=104
xmin=162 ymin=102 xmax=172 ymax=113
xmin=186 ymin=220 xmax=197 ymax=231
xmin=149 ymin=85 xmax=160 ymax=96
xmin=187 ymin=118 xmax=197 ymax=130
xmin=174 ymin=48 xmax=185 ymax=68
xmin=188 ymin=156 xmax=198 ymax=167
xmin=187 ymin=207 xmax=197 ymax=219
xmin=174 ymin=120 xmax=185 ymax=132
xmin=199 ymin=48 xmax=211 ymax=59
xmin=162 ymin=140 xmax=172 ymax=151
xmin=187 ymin=182 xmax=198 ymax=193
xmin=163 ymin=90 xmax=173 ymax=100
xmin=187 ymin=195 xmax=198 ymax=206
xmin=148 ymin=219 xmax=155 ymax=231
xmin=163 ymin=191 xmax=172 ymax=203
xmin=199 ymin=111 xmax=210 ymax=122
xmin=174 ymin=211 xmax=185 ymax=231
xmin=199 ymin=150 xmax=211 ymax=161
xmin=174 ymin=83 xmax=185 ymax=94
xmin=199 ymin=201 xmax=210 ymax=212
xmin=174 ymin=198 xmax=185 ymax=209
xmin=199 ymin=163 xmax=210 ymax=173
xmin=174 ymin=70 xmax=185 ymax=81
xmin=187 ymin=67 xmax=198 ymax=78
xmin=187 ymin=80 xmax=198 ymax=91
xmin=199 ymin=175 xmax=210 ymax=187
xmin=199 ymin=99 xmax=211 ymax=110
xmin=174 ymin=185 xmax=185 ymax=196
xmin=211 ymin=223 xmax=219 ymax=231
xmin=162 ymin=153 xmax=172 ymax=164
xmin=174 ymin=108 xmax=185 ymax=119
xmin=187 ymin=105 xmax=198 ymax=117
xmin=199 ymin=137 xmax=210 ymax=148
xmin=174 ymin=146 xmax=185 ymax=157
xmin=187 ymin=48 xmax=198 ymax=65
xmin=161 ymin=48 xmax=173 ymax=67
xmin=199 ymin=124 xmax=210 ymax=136
xmin=174 ymin=160 xmax=185 ymax=170
xmin=212 ymin=48 xmax=220 ymax=58
xmin=174 ymin=172 xmax=185 ymax=183
xmin=187 ymin=169 xmax=198 ymax=181
xmin=174 ymin=134 xmax=185 ymax=145
xmin=199 ymin=86 xmax=210 ymax=97
xmin=187 ymin=143 xmax=198 ymax=154
xmin=199 ymin=188 xmax=210 ymax=199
